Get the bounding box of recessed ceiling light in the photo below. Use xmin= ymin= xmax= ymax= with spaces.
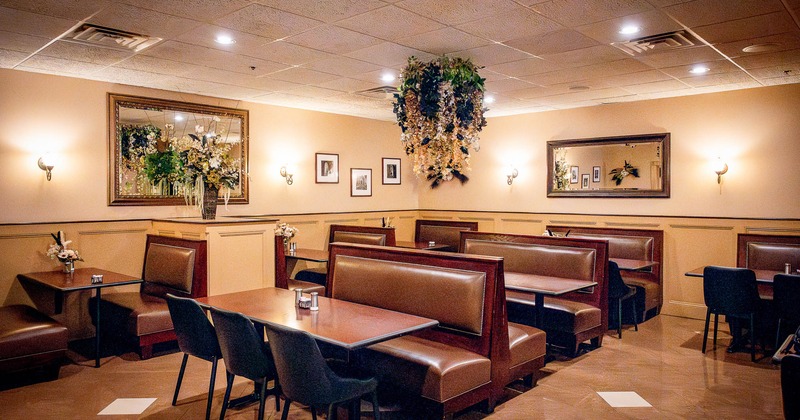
xmin=742 ymin=42 xmax=782 ymax=53
xmin=689 ymin=66 xmax=710 ymax=74
xmin=381 ymin=73 xmax=395 ymax=83
xmin=174 ymin=115 xmax=184 ymax=121
xmin=619 ymin=25 xmax=641 ymax=35
xmin=484 ymin=95 xmax=495 ymax=104
xmin=215 ymin=34 xmax=236 ymax=45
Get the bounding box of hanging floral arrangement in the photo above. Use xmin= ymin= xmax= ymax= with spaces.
xmin=393 ymin=56 xmax=487 ymax=188
xmin=609 ymin=160 xmax=640 ymax=185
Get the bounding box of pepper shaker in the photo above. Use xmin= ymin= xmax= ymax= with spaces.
xmin=786 ymin=263 xmax=792 ymax=274
xmin=295 ymin=288 xmax=303 ymax=306
xmin=310 ymin=292 xmax=319 ymax=311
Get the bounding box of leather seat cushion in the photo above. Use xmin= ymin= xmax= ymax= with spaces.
xmin=624 ymin=278 xmax=659 ymax=310
xmin=0 ymin=305 xmax=68 ymax=360
xmin=356 ymin=335 xmax=490 ymax=402
xmin=508 ymin=322 xmax=546 ymax=368
xmin=95 ymin=292 xmax=172 ymax=336
xmin=506 ymin=291 xmax=601 ymax=334
xmin=295 ymin=266 xmax=327 ymax=286
xmin=287 ymin=279 xmax=325 ymax=295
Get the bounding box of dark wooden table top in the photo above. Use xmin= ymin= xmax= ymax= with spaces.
xmin=17 ymin=267 xmax=142 ymax=291
xmin=286 ymin=248 xmax=329 ymax=263
xmin=504 ymin=271 xmax=597 ymax=296
xmin=684 ymin=267 xmax=780 ymax=284
xmin=197 ymin=287 xmax=438 ymax=350
xmin=613 ymin=258 xmax=658 ymax=271
xmin=394 ymin=241 xmax=451 ymax=251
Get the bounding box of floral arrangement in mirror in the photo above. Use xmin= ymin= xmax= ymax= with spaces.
xmin=609 ymin=160 xmax=640 ymax=185
xmin=393 ymin=56 xmax=487 ymax=188
xmin=47 ymin=230 xmax=83 ymax=273
xmin=552 ymin=149 xmax=570 ymax=191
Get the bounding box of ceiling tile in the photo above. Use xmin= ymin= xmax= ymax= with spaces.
xmin=204 ymin=84 xmax=270 ymax=99
xmin=592 ymin=69 xmax=673 ymax=87
xmin=450 ymin=44 xmax=534 ymax=67
xmin=485 ymin=57 xmax=566 ymax=78
xmin=336 ymin=5 xmax=445 ymax=41
xmin=302 ymin=56 xmax=381 ymax=77
xmin=0 ymin=5 xmax=78 ymax=38
xmin=0 ymin=30 xmax=51 ymax=54
xmin=113 ymin=54 xmax=202 ymax=77
xmin=269 ymin=67 xmax=341 ymax=84
xmin=283 ymin=85 xmax=343 ymax=98
xmin=538 ymin=45 xmax=631 ymax=68
xmin=255 ymin=0 xmax=387 ymax=23
xmin=38 ymin=40 xmax=133 ymax=65
xmin=121 ymin=0 xmax=253 ymax=23
xmin=252 ymin=40 xmax=333 ymax=66
xmin=0 ymin=49 xmax=28 ymax=68
xmin=395 ymin=0 xmax=519 ymax=25
xmin=455 ymin=5 xmax=563 ymax=42
xmin=214 ymin=3 xmax=323 ymax=40
xmin=18 ymin=54 xmax=107 ymax=75
xmin=485 ymin=77 xmax=540 ymax=92
xmin=678 ymin=71 xmax=756 ymax=88
xmin=734 ymin=49 xmax=800 ymax=70
xmin=715 ymin=33 xmax=800 ymax=59
xmin=505 ymin=29 xmax=600 ymax=56
xmin=395 ymin=27 xmax=491 ymax=55
xmin=88 ymin=66 xmax=173 ymax=86
xmin=658 ymin=59 xmax=741 ymax=78
xmin=247 ymin=77 xmax=304 ymax=92
xmin=691 ymin=12 xmax=798 ymax=44
xmin=345 ymin=42 xmax=434 ymax=67
xmin=662 ymin=0 xmax=785 ymax=28
xmin=620 ymin=78 xmax=690 ymax=94
xmin=575 ymin=9 xmax=682 ymax=44
xmin=284 ymin=25 xmax=383 ymax=54
xmin=633 ymin=45 xmax=726 ymax=68
xmin=88 ymin=3 xmax=203 ymax=40
xmin=175 ymin=24 xmax=274 ymax=56
xmin=524 ymin=59 xmax=653 ymax=85
xmin=0 ymin=0 xmax=109 ymax=21
xmin=319 ymin=77 xmax=380 ymax=93
xmin=143 ymin=40 xmax=290 ymax=75
xmin=531 ymin=0 xmax=654 ymax=27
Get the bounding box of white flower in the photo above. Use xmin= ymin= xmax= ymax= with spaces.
xmin=195 ymin=125 xmax=204 ymax=134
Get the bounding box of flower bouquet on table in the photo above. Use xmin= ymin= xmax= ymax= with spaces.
xmin=274 ymin=223 xmax=299 ymax=252
xmin=46 ymin=230 xmax=83 ymax=273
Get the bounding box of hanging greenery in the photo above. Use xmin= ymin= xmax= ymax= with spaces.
xmin=393 ymin=56 xmax=487 ymax=188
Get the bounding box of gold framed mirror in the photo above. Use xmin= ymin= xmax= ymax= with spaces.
xmin=108 ymin=93 xmax=249 ymax=206
xmin=547 ymin=133 xmax=670 ymax=198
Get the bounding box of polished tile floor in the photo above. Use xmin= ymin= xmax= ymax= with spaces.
xmin=0 ymin=315 xmax=783 ymax=419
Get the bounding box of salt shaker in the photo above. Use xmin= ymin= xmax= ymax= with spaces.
xmin=295 ymin=288 xmax=303 ymax=306
xmin=786 ymin=263 xmax=792 ymax=274
xmin=310 ymin=292 xmax=319 ymax=311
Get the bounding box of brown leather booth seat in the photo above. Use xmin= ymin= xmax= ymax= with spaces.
xmin=547 ymin=226 xmax=663 ymax=321
xmin=91 ymin=235 xmax=207 ymax=359
xmin=460 ymin=232 xmax=609 ymax=356
xmin=328 ymin=243 xmax=544 ymax=418
xmin=415 ymin=220 xmax=479 ymax=252
xmin=738 ymin=234 xmax=800 ymax=272
xmin=0 ymin=305 xmax=68 ymax=378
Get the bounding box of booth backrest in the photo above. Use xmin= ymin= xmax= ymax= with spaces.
xmin=141 ymin=235 xmax=208 ymax=299
xmin=328 ymin=224 xmax=396 ymax=247
xmin=738 ymin=234 xmax=800 ymax=271
xmin=415 ymin=220 xmax=479 ymax=251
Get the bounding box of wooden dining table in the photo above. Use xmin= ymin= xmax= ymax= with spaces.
xmin=504 ymin=271 xmax=597 ymax=328
xmin=613 ymin=258 xmax=658 ymax=271
xmin=684 ymin=266 xmax=782 ymax=300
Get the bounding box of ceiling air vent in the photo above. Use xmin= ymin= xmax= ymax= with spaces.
xmin=62 ymin=24 xmax=162 ymax=52
xmin=612 ymin=30 xmax=702 ymax=56
xmin=356 ymin=86 xmax=399 ymax=100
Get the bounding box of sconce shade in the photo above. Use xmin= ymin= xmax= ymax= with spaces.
xmin=714 ymin=158 xmax=728 ymax=184
xmin=38 ymin=156 xmax=54 ymax=181
xmin=280 ymin=166 xmax=294 ymax=185
xmin=507 ymin=167 xmax=519 ymax=185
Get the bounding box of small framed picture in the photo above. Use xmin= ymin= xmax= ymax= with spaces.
xmin=315 ymin=153 xmax=339 ymax=184
xmin=570 ymin=166 xmax=579 ymax=184
xmin=581 ymin=174 xmax=590 ymax=189
xmin=592 ymin=166 xmax=601 ymax=183
xmin=382 ymin=157 xmax=401 ymax=185
xmin=350 ymin=168 xmax=372 ymax=197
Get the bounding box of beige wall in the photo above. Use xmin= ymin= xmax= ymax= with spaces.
xmin=0 ymin=69 xmax=417 ymax=224
xmin=419 ymin=84 xmax=800 ymax=220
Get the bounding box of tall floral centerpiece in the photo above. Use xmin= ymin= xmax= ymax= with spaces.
xmin=175 ymin=118 xmax=240 ymax=219
xmin=393 ymin=56 xmax=487 ymax=188
xmin=46 ymin=230 xmax=83 ymax=273
xmin=553 ymin=149 xmax=570 ymax=191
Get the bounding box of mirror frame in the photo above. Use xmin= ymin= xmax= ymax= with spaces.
xmin=107 ymin=93 xmax=249 ymax=206
xmin=546 ymin=133 xmax=670 ymax=198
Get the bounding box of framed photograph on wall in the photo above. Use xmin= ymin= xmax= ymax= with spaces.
xmin=592 ymin=166 xmax=601 ymax=183
xmin=570 ymin=166 xmax=579 ymax=184
xmin=581 ymin=174 xmax=590 ymax=189
xmin=315 ymin=153 xmax=339 ymax=183
xmin=351 ymin=168 xmax=372 ymax=197
xmin=382 ymin=157 xmax=401 ymax=185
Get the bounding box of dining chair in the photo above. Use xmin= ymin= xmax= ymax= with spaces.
xmin=608 ymin=261 xmax=638 ymax=338
xmin=702 ymin=266 xmax=761 ymax=361
xmin=209 ymin=307 xmax=280 ymax=420
xmin=774 ymin=274 xmax=800 ymax=351
xmin=165 ymin=294 xmax=221 ymax=420
xmin=264 ymin=323 xmax=380 ymax=420
xmin=782 ymin=353 xmax=800 ymax=420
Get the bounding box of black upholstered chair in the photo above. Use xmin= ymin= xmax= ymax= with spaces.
xmin=165 ymin=294 xmax=221 ymax=420
xmin=265 ymin=323 xmax=380 ymax=420
xmin=782 ymin=353 xmax=800 ymax=420
xmin=774 ymin=274 xmax=800 ymax=351
xmin=608 ymin=261 xmax=638 ymax=338
xmin=702 ymin=266 xmax=761 ymax=361
xmin=209 ymin=308 xmax=280 ymax=420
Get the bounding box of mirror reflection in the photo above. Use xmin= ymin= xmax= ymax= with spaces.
xmin=108 ymin=94 xmax=249 ymax=205
xmin=547 ymin=133 xmax=670 ymax=198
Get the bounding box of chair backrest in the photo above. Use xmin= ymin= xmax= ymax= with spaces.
xmin=415 ymin=220 xmax=479 ymax=251
xmin=702 ymin=266 xmax=760 ymax=315
xmin=607 ymin=261 xmax=629 ymax=299
xmin=774 ymin=274 xmax=800 ymax=323
xmin=165 ymin=294 xmax=221 ymax=359
xmin=142 ymin=235 xmax=208 ymax=298
xmin=782 ymin=354 xmax=800 ymax=420
xmin=328 ymin=224 xmax=396 ymax=247
xmin=209 ymin=307 xmax=273 ymax=381
xmin=737 ymin=234 xmax=800 ymax=271
xmin=265 ymin=323 xmax=337 ymax=405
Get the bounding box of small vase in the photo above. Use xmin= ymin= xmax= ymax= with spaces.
xmin=63 ymin=260 xmax=75 ymax=273
xmin=202 ymin=183 xmax=219 ymax=220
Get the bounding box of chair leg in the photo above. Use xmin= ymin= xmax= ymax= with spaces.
xmin=617 ymin=298 xmax=623 ymax=338
xmin=257 ymin=379 xmax=267 ymax=420
xmin=630 ymin=298 xmax=639 ymax=332
xmin=371 ymin=391 xmax=380 ymax=420
xmin=702 ymin=309 xmax=711 ymax=353
xmin=281 ymin=399 xmax=292 ymax=420
xmin=205 ymin=357 xmax=218 ymax=420
xmin=776 ymin=318 xmax=784 ymax=353
xmin=327 ymin=404 xmax=335 ymax=420
xmin=311 ymin=406 xmax=318 ymax=420
xmin=219 ymin=373 xmax=234 ymax=420
xmin=713 ymin=314 xmax=719 ymax=351
xmin=750 ymin=314 xmax=756 ymax=362
xmin=274 ymin=379 xmax=281 ymax=412
xmin=172 ymin=353 xmax=189 ymax=406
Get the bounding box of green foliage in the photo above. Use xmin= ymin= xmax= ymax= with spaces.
xmin=143 ymin=150 xmax=182 ymax=183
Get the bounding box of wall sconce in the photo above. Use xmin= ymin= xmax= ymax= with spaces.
xmin=280 ymin=166 xmax=294 ymax=185
xmin=713 ymin=158 xmax=728 ymax=184
xmin=506 ymin=167 xmax=518 ymax=185
xmin=38 ymin=154 xmax=54 ymax=181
